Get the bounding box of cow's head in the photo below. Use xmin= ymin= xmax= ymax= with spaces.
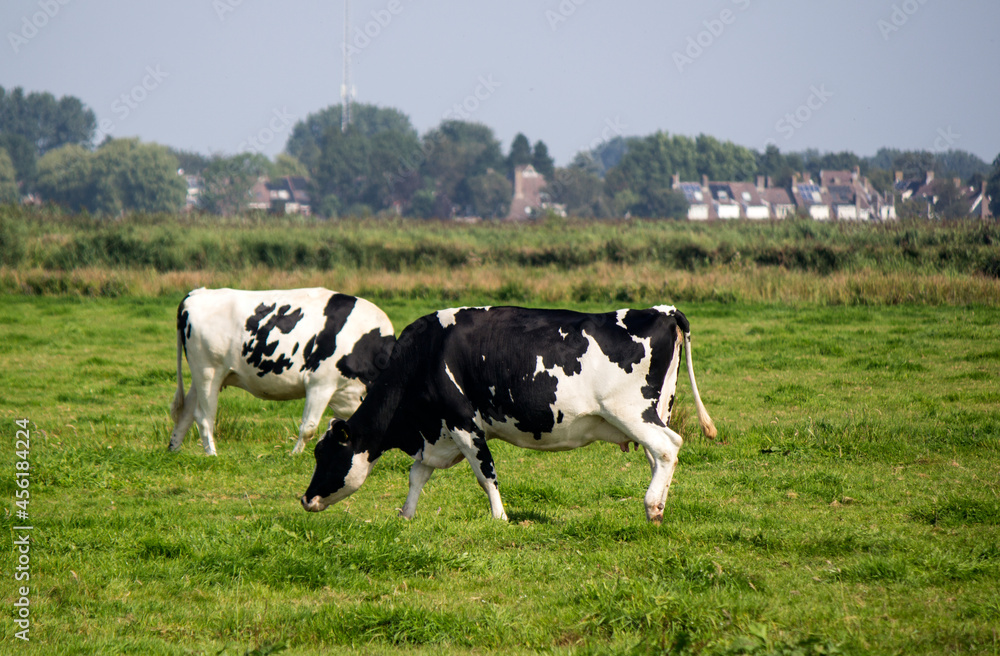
xmin=300 ymin=419 xmax=373 ymax=512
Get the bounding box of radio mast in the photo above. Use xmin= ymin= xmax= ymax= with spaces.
xmin=340 ymin=0 xmax=354 ymax=133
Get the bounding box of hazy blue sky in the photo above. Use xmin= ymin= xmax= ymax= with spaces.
xmin=4 ymin=0 xmax=999 ymax=165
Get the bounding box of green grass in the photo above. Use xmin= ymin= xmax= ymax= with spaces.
xmin=1 ymin=293 xmax=999 ymax=654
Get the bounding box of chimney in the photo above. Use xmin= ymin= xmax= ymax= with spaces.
xmin=852 ymin=165 xmax=860 ymax=182
xmin=953 ymin=177 xmax=962 ymax=189
xmin=701 ymin=174 xmax=709 ymax=188
xmin=767 ymin=175 xmax=774 ymax=189
xmin=756 ymin=175 xmax=765 ymax=190
xmin=984 ymin=181 xmax=993 ymax=219
xmin=895 ymin=171 xmax=904 ymax=183
xmin=925 ymin=171 xmax=935 ymax=186
xmin=671 ymin=173 xmax=680 ymax=188
xmin=792 ymin=172 xmax=801 ymax=185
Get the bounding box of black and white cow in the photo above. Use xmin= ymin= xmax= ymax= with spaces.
xmin=169 ymin=288 xmax=395 ymax=456
xmin=301 ymin=305 xmax=715 ymax=523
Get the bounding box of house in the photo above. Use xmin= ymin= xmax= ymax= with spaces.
xmin=725 ymin=181 xmax=769 ymax=220
xmin=967 ymin=181 xmax=993 ymax=219
xmin=757 ymin=176 xmax=796 ymax=219
xmin=790 ymin=173 xmax=833 ymax=220
xmin=819 ymin=167 xmax=894 ymax=221
xmin=672 ymin=174 xmax=790 ymax=220
xmin=673 ymin=175 xmax=711 ymax=220
xmin=896 ymin=171 xmax=990 ymax=219
xmin=507 ymin=164 xmax=559 ymax=220
xmin=672 ymin=168 xmax=895 ymax=221
xmin=268 ymin=176 xmax=312 ymax=215
xmin=244 ymin=176 xmax=312 ymax=215
xmin=177 ymin=169 xmax=203 ymax=212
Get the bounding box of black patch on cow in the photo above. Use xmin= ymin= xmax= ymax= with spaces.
xmin=242 ymin=302 xmax=305 ymax=377
xmin=337 ymin=329 xmax=396 ymax=386
xmin=471 ymin=433 xmax=496 ymax=480
xmin=338 ymin=306 xmax=684 ymax=469
xmin=291 ymin=342 xmax=299 ymax=356
xmin=635 ymin=309 xmax=684 ymax=427
xmin=304 ymin=423 xmax=359 ymax=500
xmin=301 ymin=294 xmax=358 ymax=373
xmin=557 ymin=410 xmax=564 ymax=424
xmin=177 ymin=293 xmax=192 ymax=353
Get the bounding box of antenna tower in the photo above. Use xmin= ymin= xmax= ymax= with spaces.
xmin=341 ymin=0 xmax=353 ymax=133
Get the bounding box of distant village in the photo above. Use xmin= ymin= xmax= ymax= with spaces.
xmin=180 ymin=165 xmax=993 ymax=222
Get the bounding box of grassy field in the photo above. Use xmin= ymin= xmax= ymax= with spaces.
xmin=2 ymin=289 xmax=999 ymax=654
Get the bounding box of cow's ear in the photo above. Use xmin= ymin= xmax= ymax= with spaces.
xmin=336 ymin=423 xmax=351 ymax=444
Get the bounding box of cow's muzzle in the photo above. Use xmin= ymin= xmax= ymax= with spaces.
xmin=301 ymin=495 xmax=328 ymax=512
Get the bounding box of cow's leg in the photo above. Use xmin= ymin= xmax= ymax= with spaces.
xmin=606 ymin=417 xmax=683 ymax=524
xmin=399 ymin=461 xmax=435 ymax=519
xmin=292 ymin=387 xmax=334 ymax=455
xmin=451 ymin=429 xmax=507 ymax=521
xmin=168 ymin=386 xmax=197 ymax=451
xmin=191 ymin=369 xmax=224 ymax=456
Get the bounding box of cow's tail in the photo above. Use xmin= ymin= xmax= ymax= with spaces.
xmin=169 ymin=326 xmax=186 ymax=423
xmin=683 ymin=331 xmax=717 ymax=439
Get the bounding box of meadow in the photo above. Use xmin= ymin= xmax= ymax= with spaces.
xmin=1 ymin=211 xmax=999 ymax=654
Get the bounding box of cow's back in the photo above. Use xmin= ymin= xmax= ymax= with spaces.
xmin=364 ymin=305 xmax=684 ymax=452
xmin=178 ymin=288 xmax=389 ymax=400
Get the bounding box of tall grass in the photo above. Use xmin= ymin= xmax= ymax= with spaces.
xmin=4 ymin=205 xmax=1000 ymax=276
xmin=3 ymin=205 xmax=999 ymax=306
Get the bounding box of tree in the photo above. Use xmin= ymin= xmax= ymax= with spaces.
xmin=86 ymin=139 xmax=186 ymax=215
xmin=0 ymin=86 xmax=96 ymax=155
xmin=926 ymin=178 xmax=967 ymax=219
xmin=548 ymin=166 xmax=609 ymax=218
xmin=284 ymin=103 xmax=417 ymax=174
xmin=0 ymin=133 xmax=36 ymax=188
xmin=273 ymin=153 xmax=308 ymax=179
xmin=200 ymin=153 xmax=273 ymax=216
xmin=312 ymin=121 xmax=421 ymax=217
xmin=987 ymin=153 xmax=1000 ymax=218
xmin=170 ymin=148 xmax=211 ymax=176
xmin=0 ymin=148 xmax=18 ymax=204
xmin=531 ymin=140 xmax=555 ymax=181
xmin=419 ymin=120 xmax=505 ymax=217
xmin=506 ymin=133 xmax=532 ymax=175
xmin=34 ymin=144 xmax=93 ymax=211
xmin=466 ymin=169 xmax=511 ymax=219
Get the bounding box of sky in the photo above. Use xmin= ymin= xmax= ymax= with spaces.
xmin=3 ymin=0 xmax=999 ymax=167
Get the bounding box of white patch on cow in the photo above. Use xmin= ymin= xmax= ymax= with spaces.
xmin=653 ymin=304 xmax=678 ymax=318
xmin=445 ymin=364 xmax=465 ymax=395
xmin=616 ymin=309 xmax=629 ymax=330
xmin=305 ymin=450 xmax=374 ymax=510
xmin=488 ymin=386 xmax=496 ymax=397
xmin=655 ymin=330 xmax=684 ymax=423
xmin=169 ymin=287 xmax=393 ymax=455
xmin=558 ymin=328 xmax=568 ymax=339
xmin=437 ymin=308 xmax=463 ymax=328
xmin=437 ymin=306 xmax=492 ymax=328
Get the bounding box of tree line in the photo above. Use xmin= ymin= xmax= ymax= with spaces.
xmin=2 ymin=85 xmax=999 ymax=219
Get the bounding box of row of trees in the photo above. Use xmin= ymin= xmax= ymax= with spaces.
xmin=2 ymin=85 xmax=999 ymax=219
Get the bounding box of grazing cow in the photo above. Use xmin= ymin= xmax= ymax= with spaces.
xmin=301 ymin=305 xmax=715 ymax=523
xmin=169 ymin=288 xmax=395 ymax=456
